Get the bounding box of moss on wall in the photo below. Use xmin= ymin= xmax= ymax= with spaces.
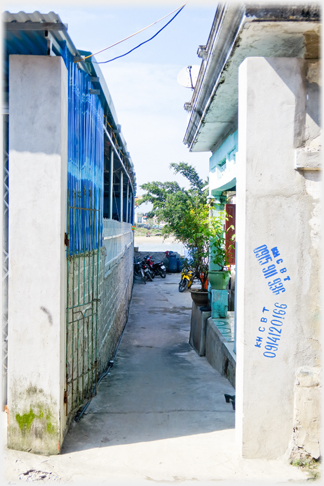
xmin=8 ymin=384 xmax=59 ymax=455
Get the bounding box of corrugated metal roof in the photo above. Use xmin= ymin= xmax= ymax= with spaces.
xmin=3 ymin=10 xmax=136 ymax=190
xmin=3 ymin=10 xmax=63 ymax=24
xmin=4 ymin=11 xmax=109 ymax=121
xmin=184 ymin=4 xmax=321 ymax=152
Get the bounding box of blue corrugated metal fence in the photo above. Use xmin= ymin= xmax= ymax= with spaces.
xmin=65 ymin=49 xmax=103 ymax=254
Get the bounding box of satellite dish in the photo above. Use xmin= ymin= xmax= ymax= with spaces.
xmin=177 ymin=65 xmax=200 ymax=89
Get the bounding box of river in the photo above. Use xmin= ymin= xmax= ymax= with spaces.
xmin=134 ymin=236 xmax=185 ymax=255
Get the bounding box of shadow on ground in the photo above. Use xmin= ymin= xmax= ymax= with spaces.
xmin=62 ymin=274 xmax=235 ymax=454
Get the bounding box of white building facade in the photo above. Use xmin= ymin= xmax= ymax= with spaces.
xmin=183 ymin=3 xmax=321 ymax=461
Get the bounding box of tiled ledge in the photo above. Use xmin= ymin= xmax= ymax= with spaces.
xmin=206 ymin=316 xmax=236 ymax=388
xmin=211 ymin=311 xmax=235 ymax=342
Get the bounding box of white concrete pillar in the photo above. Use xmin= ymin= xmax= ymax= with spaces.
xmin=236 ymin=57 xmax=321 ymax=459
xmin=7 ymin=55 xmax=67 ymax=455
xmin=109 ymin=149 xmax=114 ymax=219
xmin=2 ymin=114 xmax=9 ymax=409
xmin=120 ymin=170 xmax=123 ymax=223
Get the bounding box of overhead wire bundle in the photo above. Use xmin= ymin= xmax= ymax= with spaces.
xmin=77 ymin=3 xmax=187 ymax=65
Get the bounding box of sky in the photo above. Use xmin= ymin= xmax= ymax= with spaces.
xmin=6 ymin=0 xmax=216 ymax=211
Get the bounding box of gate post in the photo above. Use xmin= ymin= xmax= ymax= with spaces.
xmin=7 ymin=55 xmax=67 ymax=454
xmin=235 ymin=57 xmax=321 ymax=458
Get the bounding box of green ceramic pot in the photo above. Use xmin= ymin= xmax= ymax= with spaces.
xmin=208 ymin=270 xmax=230 ymax=290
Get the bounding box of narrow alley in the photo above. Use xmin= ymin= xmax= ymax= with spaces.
xmin=4 ymin=274 xmax=309 ymax=484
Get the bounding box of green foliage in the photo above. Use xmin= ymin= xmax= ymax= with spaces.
xmin=210 ymin=204 xmax=235 ymax=270
xmin=139 ymin=162 xmax=234 ymax=289
xmin=146 ymin=217 xmax=154 ymax=227
xmin=291 ymin=456 xmax=321 ymax=481
xmin=170 ymin=162 xmax=207 ymax=192
xmin=134 ymin=226 xmax=161 ymax=236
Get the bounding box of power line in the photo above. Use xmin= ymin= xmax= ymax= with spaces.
xmin=94 ymin=5 xmax=186 ymax=65
xmin=78 ymin=3 xmax=187 ymax=63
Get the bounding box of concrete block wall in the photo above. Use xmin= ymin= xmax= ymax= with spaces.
xmin=66 ymin=249 xmax=103 ymax=416
xmin=66 ymin=243 xmax=134 ymax=416
xmin=134 ymin=250 xmax=181 ymax=271
xmin=97 ymin=243 xmax=134 ymax=374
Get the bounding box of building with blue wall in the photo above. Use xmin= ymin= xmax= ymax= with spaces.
xmin=3 ymin=11 xmax=136 ymax=454
xmin=209 ymin=130 xmax=238 ymax=199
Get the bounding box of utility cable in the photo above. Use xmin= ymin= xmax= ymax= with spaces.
xmin=95 ymin=4 xmax=186 ymax=64
xmin=77 ymin=3 xmax=186 ymax=63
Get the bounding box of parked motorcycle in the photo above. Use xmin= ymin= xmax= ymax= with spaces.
xmin=178 ymin=268 xmax=194 ymax=292
xmin=141 ymin=258 xmax=154 ymax=281
xmin=134 ymin=260 xmax=146 ymax=284
xmin=143 ymin=256 xmax=155 ymax=279
xmin=144 ymin=255 xmax=166 ymax=278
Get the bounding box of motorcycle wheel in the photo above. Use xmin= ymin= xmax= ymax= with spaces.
xmin=140 ymin=268 xmax=146 ymax=284
xmin=159 ymin=268 xmax=166 ymax=278
xmin=146 ymin=270 xmax=153 ymax=282
xmin=179 ymin=279 xmax=189 ymax=292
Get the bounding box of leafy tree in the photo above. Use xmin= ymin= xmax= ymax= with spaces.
xmin=146 ymin=217 xmax=154 ymax=227
xmin=140 ymin=162 xmax=207 ymax=216
xmin=134 ymin=197 xmax=142 ymax=207
xmin=139 ymin=163 xmax=233 ymax=289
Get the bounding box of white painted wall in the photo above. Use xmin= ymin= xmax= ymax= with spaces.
xmin=235 ymin=57 xmax=321 ymax=459
xmin=7 ymin=55 xmax=67 ymax=454
xmin=102 ymin=219 xmax=133 ymax=269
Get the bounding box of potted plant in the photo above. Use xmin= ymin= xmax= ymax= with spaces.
xmin=208 ymin=204 xmax=235 ymax=291
xmin=183 ymin=202 xmax=234 ymax=305
xmin=138 ymin=163 xmax=234 ymax=304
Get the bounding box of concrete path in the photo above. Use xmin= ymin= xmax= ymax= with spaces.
xmin=3 ymin=274 xmax=309 ymax=484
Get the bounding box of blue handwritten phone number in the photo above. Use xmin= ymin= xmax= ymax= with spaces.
xmin=253 ymin=244 xmax=291 ymax=295
xmin=255 ymin=303 xmax=287 ymax=358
